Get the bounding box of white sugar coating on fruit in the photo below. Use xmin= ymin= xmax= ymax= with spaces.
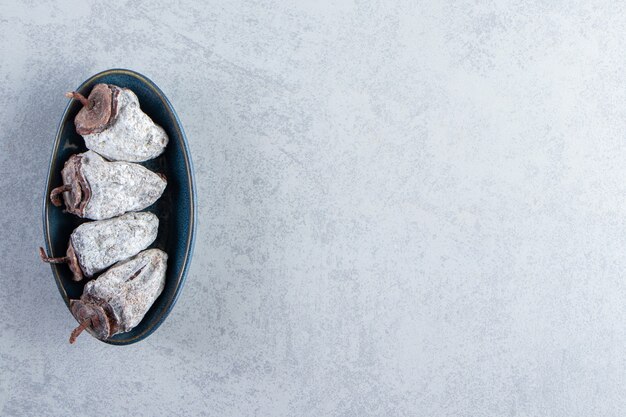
xmin=70 ymin=212 xmax=159 ymax=277
xmin=83 ymin=249 xmax=168 ymax=334
xmin=80 ymin=151 xmax=167 ymax=220
xmin=83 ymin=88 xmax=169 ymax=162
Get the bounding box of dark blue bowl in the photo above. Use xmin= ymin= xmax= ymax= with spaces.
xmin=42 ymin=69 xmax=196 ymax=345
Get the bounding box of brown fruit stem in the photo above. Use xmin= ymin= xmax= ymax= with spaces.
xmin=69 ymin=317 xmax=92 ymax=344
xmin=65 ymin=91 xmax=91 ymax=108
xmin=50 ymin=184 xmax=72 ymax=207
xmin=39 ymin=247 xmax=69 ymax=264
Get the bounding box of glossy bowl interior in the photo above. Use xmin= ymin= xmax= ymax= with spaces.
xmin=43 ymin=69 xmax=196 ymax=345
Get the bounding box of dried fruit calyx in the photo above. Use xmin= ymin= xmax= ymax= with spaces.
xmin=39 ymin=212 xmax=159 ymax=281
xmin=38 ymin=245 xmax=82 ymax=281
xmin=68 ymin=249 xmax=167 ymax=343
xmin=49 ymin=152 xmax=90 ymax=215
xmin=66 ymin=84 xmax=121 ymax=135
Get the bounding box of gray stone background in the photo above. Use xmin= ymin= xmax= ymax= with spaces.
xmin=1 ymin=1 xmax=625 ymax=416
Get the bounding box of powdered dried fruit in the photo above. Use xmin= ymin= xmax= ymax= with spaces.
xmin=50 ymin=151 xmax=166 ymax=220
xmin=66 ymin=84 xmax=168 ymax=162
xmin=69 ymin=248 xmax=167 ymax=343
xmin=39 ymin=212 xmax=159 ymax=281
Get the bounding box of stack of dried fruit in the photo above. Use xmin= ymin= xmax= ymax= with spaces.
xmin=40 ymin=84 xmax=169 ymax=344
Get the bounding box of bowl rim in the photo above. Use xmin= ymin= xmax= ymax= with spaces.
xmin=42 ymin=68 xmax=197 ymax=345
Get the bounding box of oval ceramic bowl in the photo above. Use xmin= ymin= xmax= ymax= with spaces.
xmin=42 ymin=69 xmax=196 ymax=345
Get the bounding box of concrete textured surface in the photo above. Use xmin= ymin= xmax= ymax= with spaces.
xmin=1 ymin=1 xmax=626 ymax=416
